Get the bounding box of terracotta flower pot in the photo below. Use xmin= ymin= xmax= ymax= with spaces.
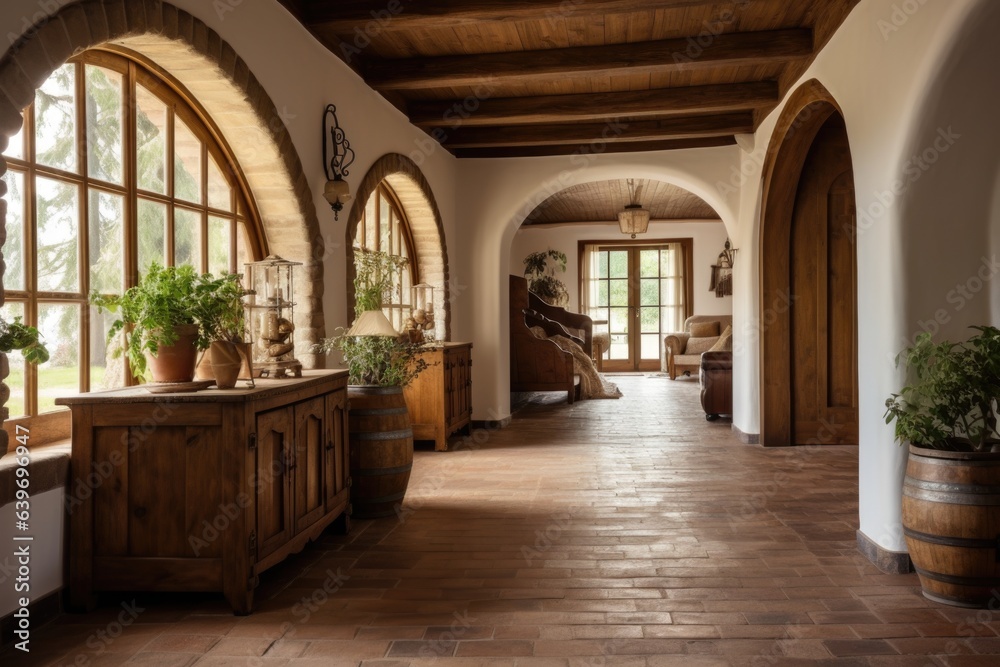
xmin=210 ymin=340 xmax=242 ymax=389
xmin=146 ymin=324 xmax=199 ymax=383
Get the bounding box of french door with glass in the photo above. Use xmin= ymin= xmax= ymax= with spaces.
xmin=584 ymin=241 xmax=692 ymax=372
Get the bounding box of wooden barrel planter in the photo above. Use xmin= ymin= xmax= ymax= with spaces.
xmin=347 ymin=386 xmax=413 ymax=519
xmin=902 ymin=444 xmax=1000 ymax=607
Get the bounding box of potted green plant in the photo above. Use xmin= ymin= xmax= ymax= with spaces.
xmin=0 ymin=317 xmax=50 ymax=366
xmin=314 ymin=250 xmax=427 ymax=387
xmin=91 ymin=263 xmax=245 ymax=384
xmin=0 ymin=317 xmax=50 ymax=455
xmin=523 ymin=249 xmax=569 ymax=307
xmin=193 ymin=271 xmax=247 ymax=389
xmin=313 ymin=250 xmax=427 ymax=518
xmin=884 ymin=325 xmax=1000 ymax=607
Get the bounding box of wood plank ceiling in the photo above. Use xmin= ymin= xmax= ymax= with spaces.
xmin=278 ymin=0 xmax=861 ymax=158
xmin=524 ymin=179 xmax=718 ymax=226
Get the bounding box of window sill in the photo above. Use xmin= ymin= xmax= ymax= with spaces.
xmin=0 ymin=438 xmax=71 ymax=507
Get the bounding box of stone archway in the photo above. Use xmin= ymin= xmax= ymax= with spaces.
xmin=345 ymin=153 xmax=451 ymax=340
xmin=0 ymin=0 xmax=326 ymax=368
xmin=759 ymin=80 xmax=859 ymax=447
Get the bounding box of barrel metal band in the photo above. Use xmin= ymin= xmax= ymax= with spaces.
xmin=904 ymin=526 xmax=1000 ymax=552
xmin=912 ymin=455 xmax=1000 ymax=469
xmin=903 ymin=483 xmax=1000 ymax=505
xmin=353 ymin=465 xmax=413 ymax=476
xmin=357 ymin=491 xmax=406 ymax=504
xmin=351 ymin=407 xmax=409 ymax=416
xmin=913 ymin=565 xmax=1000 ymax=587
xmin=905 ymin=476 xmax=1000 ymax=495
xmin=349 ymin=429 xmax=414 ymax=441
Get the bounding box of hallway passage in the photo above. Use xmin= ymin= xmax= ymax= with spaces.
xmin=8 ymin=376 xmax=997 ymax=666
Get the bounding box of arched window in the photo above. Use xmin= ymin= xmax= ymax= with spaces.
xmin=353 ymin=183 xmax=416 ymax=330
xmin=1 ymin=49 xmax=264 ymax=437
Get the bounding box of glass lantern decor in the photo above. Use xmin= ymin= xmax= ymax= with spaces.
xmin=244 ymin=255 xmax=303 ymax=378
xmin=404 ymin=283 xmax=436 ymax=344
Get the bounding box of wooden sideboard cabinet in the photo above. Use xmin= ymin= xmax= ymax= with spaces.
xmin=403 ymin=342 xmax=473 ymax=451
xmin=57 ymin=370 xmax=351 ymax=614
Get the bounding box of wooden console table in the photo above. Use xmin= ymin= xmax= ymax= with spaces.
xmin=57 ymin=370 xmax=351 ymax=614
xmin=403 ymin=342 xmax=472 ymax=451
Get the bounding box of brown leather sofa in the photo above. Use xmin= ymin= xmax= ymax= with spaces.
xmin=700 ymin=351 xmax=733 ymax=421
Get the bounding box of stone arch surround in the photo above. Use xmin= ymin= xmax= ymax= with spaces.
xmin=345 ymin=153 xmax=451 ymax=341
xmin=0 ymin=0 xmax=326 ymax=438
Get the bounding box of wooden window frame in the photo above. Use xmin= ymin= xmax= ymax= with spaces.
xmin=354 ymin=182 xmax=418 ymax=329
xmin=1 ymin=48 xmax=266 ymax=446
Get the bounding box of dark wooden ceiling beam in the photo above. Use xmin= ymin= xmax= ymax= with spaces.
xmin=453 ymin=136 xmax=737 ymax=159
xmin=366 ymin=29 xmax=813 ymax=91
xmin=409 ymin=81 xmax=779 ymax=128
xmin=305 ymin=0 xmax=721 ymax=31
xmin=440 ymin=113 xmax=754 ymax=148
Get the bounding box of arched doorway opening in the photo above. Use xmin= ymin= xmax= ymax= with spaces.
xmin=760 ymin=80 xmax=859 ymax=447
xmin=509 ymin=177 xmax=729 ymax=387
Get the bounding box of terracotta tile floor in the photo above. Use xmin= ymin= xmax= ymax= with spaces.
xmin=6 ymin=375 xmax=996 ymax=666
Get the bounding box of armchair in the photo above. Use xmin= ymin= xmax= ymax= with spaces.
xmin=663 ymin=315 xmax=733 ymax=379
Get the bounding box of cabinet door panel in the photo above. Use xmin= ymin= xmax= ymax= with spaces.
xmin=128 ymin=425 xmax=222 ymax=558
xmin=256 ymin=406 xmax=293 ymax=560
xmin=93 ymin=427 xmax=129 ymax=556
xmin=294 ymin=396 xmax=327 ymax=533
xmin=325 ymin=389 xmax=350 ymax=512
xmin=183 ymin=426 xmax=225 ymax=558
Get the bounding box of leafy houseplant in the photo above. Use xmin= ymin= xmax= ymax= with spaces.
xmin=0 ymin=317 xmax=50 ymax=365
xmin=92 ymin=263 xmax=245 ymax=382
xmin=884 ymin=326 xmax=1000 ymax=452
xmin=884 ymin=325 xmax=1000 ymax=608
xmin=313 ymin=250 xmax=426 ymax=387
xmin=195 ymin=271 xmax=248 ymax=389
xmin=196 ymin=272 xmax=247 ymax=344
xmin=523 ymin=249 xmax=569 ymax=307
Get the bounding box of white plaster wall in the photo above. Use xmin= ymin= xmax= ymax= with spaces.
xmin=728 ymin=0 xmax=990 ymax=552
xmin=0 ymin=0 xmax=459 ymax=343
xmin=509 ymin=221 xmax=734 ymax=317
xmin=0 ymin=489 xmax=65 ymax=618
xmin=453 ymin=148 xmax=741 ymax=422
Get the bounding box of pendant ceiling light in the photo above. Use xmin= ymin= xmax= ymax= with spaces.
xmin=618 ymin=178 xmax=650 ymax=239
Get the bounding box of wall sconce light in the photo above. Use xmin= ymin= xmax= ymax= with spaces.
xmin=322 ymin=104 xmax=356 ymax=220
xmin=618 ymin=178 xmax=650 ymax=239
xmin=710 ymin=238 xmax=738 ymax=298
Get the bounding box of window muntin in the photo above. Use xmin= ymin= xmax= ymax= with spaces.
xmin=353 ymin=184 xmax=416 ymax=331
xmin=1 ymin=50 xmax=262 ymax=438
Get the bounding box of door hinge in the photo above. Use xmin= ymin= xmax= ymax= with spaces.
xmin=248 ymin=530 xmax=257 ymax=558
xmin=248 ymin=432 xmax=257 ymax=451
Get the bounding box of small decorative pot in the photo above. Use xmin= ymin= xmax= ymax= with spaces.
xmin=210 ymin=340 xmax=242 ymax=389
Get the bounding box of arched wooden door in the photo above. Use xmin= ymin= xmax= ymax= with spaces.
xmin=789 ymin=116 xmax=859 ymax=445
xmin=760 ymin=82 xmax=859 ymax=447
